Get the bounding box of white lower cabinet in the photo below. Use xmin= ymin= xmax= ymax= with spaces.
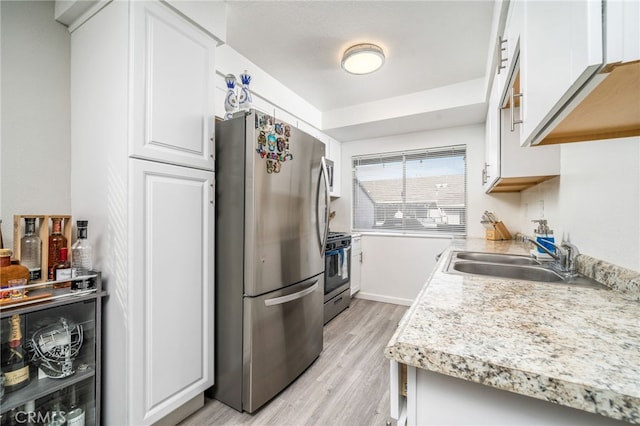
xmin=130 ymin=159 xmax=214 ymax=424
xmin=391 ymin=361 xmax=625 ymax=426
xmin=70 ymin=1 xmax=215 ymax=424
xmin=350 ymin=235 xmax=362 ymax=296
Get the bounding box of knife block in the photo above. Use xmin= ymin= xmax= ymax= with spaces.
xmin=485 ymin=221 xmax=512 ymax=240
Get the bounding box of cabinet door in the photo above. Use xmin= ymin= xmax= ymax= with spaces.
xmin=497 ymin=0 xmax=523 ymax=94
xmin=131 ymin=1 xmax=216 ymax=170
xmin=350 ymin=236 xmax=362 ymax=295
xmin=131 ymin=159 xmax=214 ymax=425
xmin=483 ymin=78 xmax=501 ymax=192
xmin=521 ymin=1 xmax=603 ymax=146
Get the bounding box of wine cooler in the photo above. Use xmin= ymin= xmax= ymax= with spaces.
xmin=0 ymin=273 xmax=105 ymax=425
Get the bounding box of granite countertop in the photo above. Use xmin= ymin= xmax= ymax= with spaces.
xmin=385 ymin=238 xmax=640 ymax=424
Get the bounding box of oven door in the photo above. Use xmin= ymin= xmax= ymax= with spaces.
xmin=324 ymin=247 xmax=351 ymax=300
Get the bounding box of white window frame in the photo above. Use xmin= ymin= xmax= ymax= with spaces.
xmin=351 ymin=145 xmax=467 ymax=237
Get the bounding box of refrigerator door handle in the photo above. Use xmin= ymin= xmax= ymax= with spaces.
xmin=264 ymin=282 xmax=319 ymax=306
xmin=317 ymin=156 xmax=330 ymax=256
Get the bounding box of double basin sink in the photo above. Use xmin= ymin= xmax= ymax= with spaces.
xmin=446 ymin=251 xmax=608 ymax=289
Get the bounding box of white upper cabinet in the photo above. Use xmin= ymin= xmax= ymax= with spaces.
xmin=131 ymin=1 xmax=216 ymax=170
xmin=56 ymin=0 xmax=226 ymax=40
xmin=495 ymin=0 xmax=522 ymax=92
xmin=520 ymin=0 xmax=603 ymax=146
xmin=484 ymin=55 xmax=560 ymax=193
xmin=484 ymin=1 xmax=560 ymax=194
xmin=296 ymin=122 xmax=341 ymax=197
xmin=483 ymin=78 xmax=501 ymax=192
xmin=163 ymin=0 xmax=227 ymax=42
xmin=517 ymin=0 xmax=640 ymax=146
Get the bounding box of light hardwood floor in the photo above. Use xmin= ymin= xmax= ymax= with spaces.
xmin=180 ymin=298 xmax=408 ymax=426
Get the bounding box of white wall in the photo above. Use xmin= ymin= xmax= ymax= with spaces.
xmin=518 ymin=137 xmax=640 ymax=271
xmin=331 ymin=124 xmax=521 ymax=304
xmin=215 ymin=45 xmax=323 ymax=129
xmin=1 ymin=1 xmax=71 ymax=248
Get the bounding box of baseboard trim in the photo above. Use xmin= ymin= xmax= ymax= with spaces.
xmin=354 ymin=292 xmax=413 ymax=306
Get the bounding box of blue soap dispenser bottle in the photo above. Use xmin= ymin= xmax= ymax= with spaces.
xmin=532 ymin=219 xmax=555 ymax=254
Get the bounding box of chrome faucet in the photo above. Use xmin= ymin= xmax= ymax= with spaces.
xmin=524 ymin=235 xmax=560 ymax=260
xmin=522 ymin=235 xmax=579 ymax=276
xmin=561 ymin=241 xmax=580 ymax=275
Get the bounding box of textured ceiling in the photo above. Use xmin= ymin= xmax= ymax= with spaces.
xmin=225 ymin=1 xmax=495 ymax=113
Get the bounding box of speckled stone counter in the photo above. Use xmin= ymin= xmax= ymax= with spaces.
xmin=385 ymin=238 xmax=640 ymax=423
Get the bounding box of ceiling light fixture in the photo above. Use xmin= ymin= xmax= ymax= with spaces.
xmin=341 ymin=43 xmax=385 ymax=75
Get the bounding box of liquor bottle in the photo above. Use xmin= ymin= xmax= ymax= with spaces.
xmin=21 ymin=218 xmax=42 ymax=281
xmin=47 ymin=392 xmax=66 ymax=426
xmin=71 ymin=220 xmax=92 ymax=278
xmin=0 ymin=314 xmax=31 ymax=393
xmin=53 ymin=247 xmax=72 ymax=289
xmin=65 ymin=385 xmax=85 ymax=426
xmin=48 ymin=218 xmax=67 ymax=281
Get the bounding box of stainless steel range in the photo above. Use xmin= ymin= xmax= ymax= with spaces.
xmin=324 ymin=232 xmax=351 ymax=324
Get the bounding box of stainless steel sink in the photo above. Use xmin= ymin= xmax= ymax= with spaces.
xmin=451 ymin=261 xmax=563 ymax=282
xmin=446 ymin=251 xmax=608 ymax=289
xmin=452 ymin=251 xmax=540 ymax=265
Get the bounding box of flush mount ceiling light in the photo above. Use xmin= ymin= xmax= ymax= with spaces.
xmin=341 ymin=43 xmax=385 ymax=75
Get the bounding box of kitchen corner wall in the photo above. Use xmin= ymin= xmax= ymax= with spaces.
xmin=0 ymin=1 xmax=71 ymax=248
xmin=517 ymin=137 xmax=640 ymax=272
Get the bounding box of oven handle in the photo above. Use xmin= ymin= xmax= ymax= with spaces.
xmin=325 ymin=247 xmax=351 ymax=256
xmin=264 ymin=282 xmax=318 ymax=306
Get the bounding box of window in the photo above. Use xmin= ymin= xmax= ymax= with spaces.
xmin=352 ymin=145 xmax=467 ymax=236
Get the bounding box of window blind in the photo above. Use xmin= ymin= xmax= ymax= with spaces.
xmin=352 ymin=145 xmax=467 ymax=236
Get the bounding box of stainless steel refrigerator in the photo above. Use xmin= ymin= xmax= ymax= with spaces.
xmin=207 ymin=110 xmax=329 ymax=413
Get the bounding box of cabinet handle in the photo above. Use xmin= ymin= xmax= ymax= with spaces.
xmin=497 ymin=36 xmax=508 ymax=75
xmin=209 ymin=181 xmax=214 ymax=205
xmin=482 ymin=163 xmax=489 ymax=185
xmin=359 ymin=252 xmax=363 ymax=263
xmin=510 ymin=88 xmax=523 ymax=132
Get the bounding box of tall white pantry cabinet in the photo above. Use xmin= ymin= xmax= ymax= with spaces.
xmin=69 ymin=1 xmax=215 ymax=424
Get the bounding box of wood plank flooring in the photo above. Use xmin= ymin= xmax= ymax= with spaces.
xmin=180 ymin=298 xmax=408 ymax=426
